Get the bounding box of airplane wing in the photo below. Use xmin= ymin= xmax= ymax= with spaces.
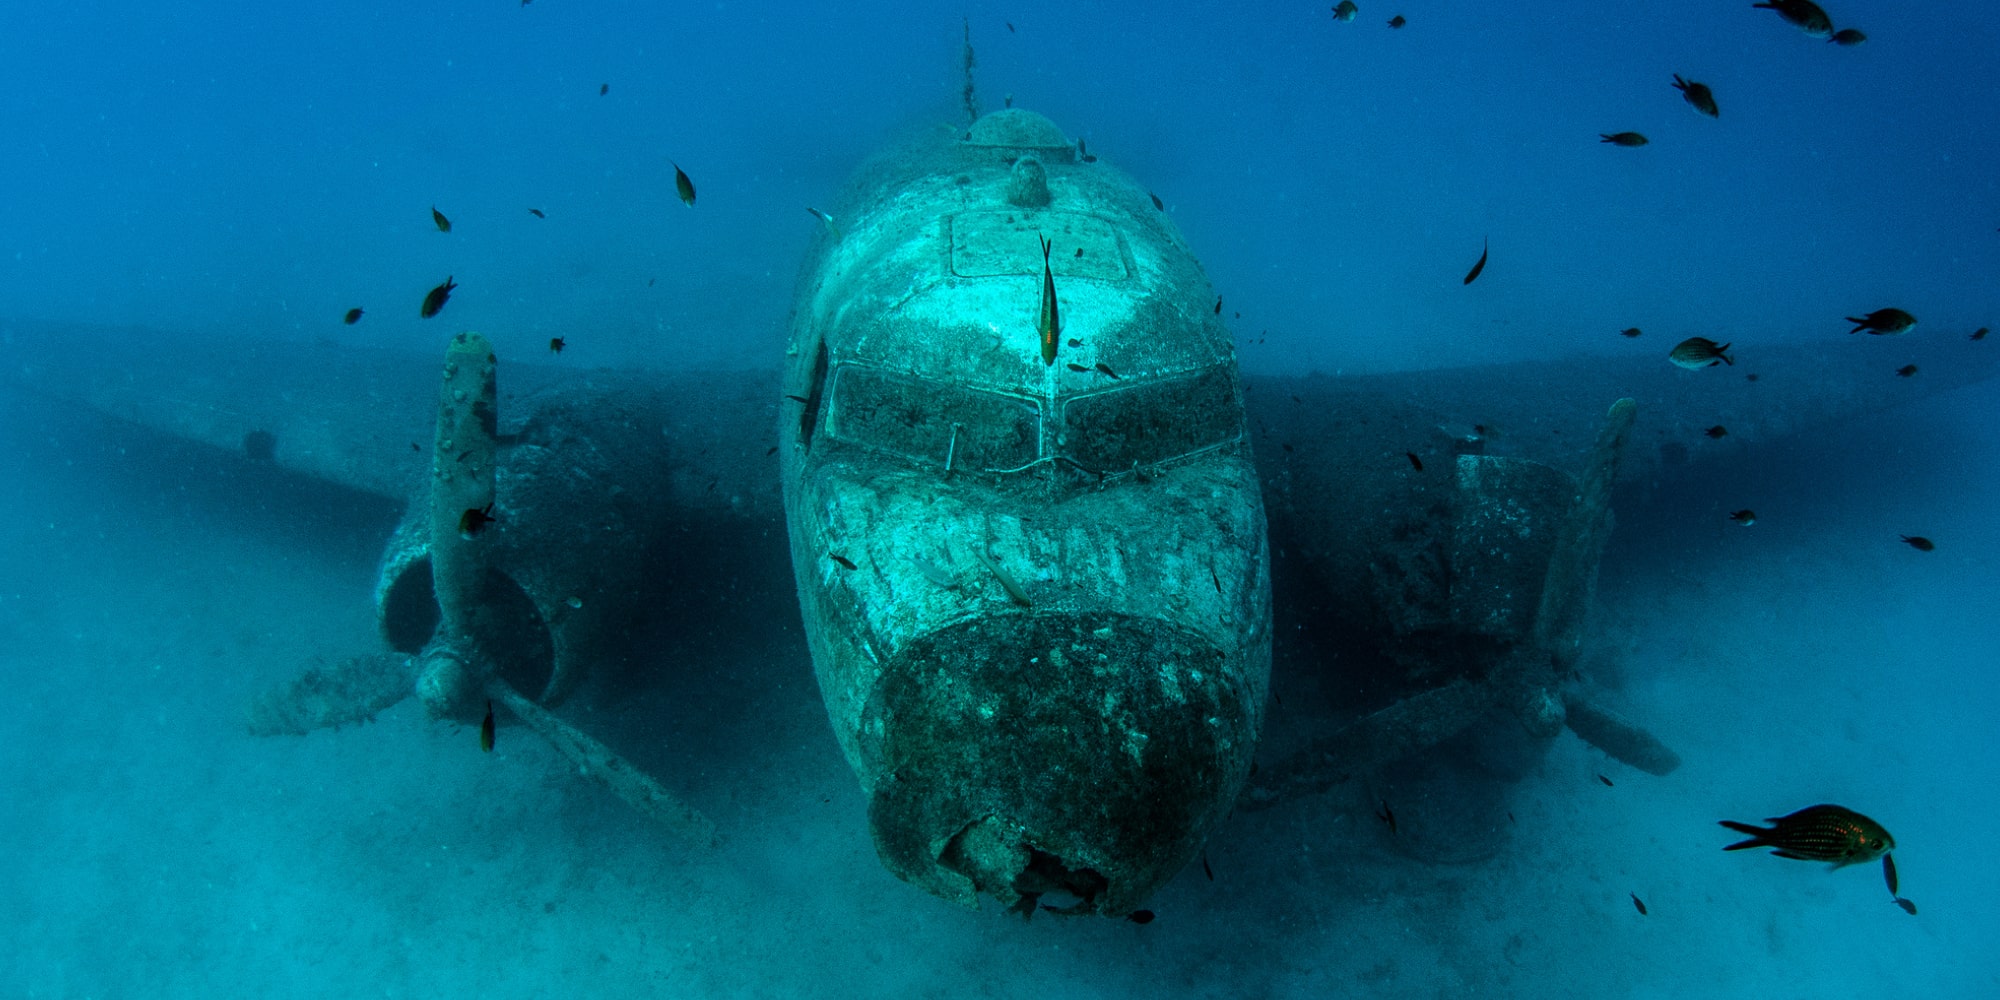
xmin=7 ymin=316 xmax=1989 ymax=827
xmin=8 ymin=319 xmax=1986 ymax=509
xmin=1 ymin=319 xmax=783 ymax=522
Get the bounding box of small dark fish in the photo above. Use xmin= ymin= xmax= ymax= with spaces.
xmin=410 ymin=442 xmax=421 ymax=452
xmin=420 ymin=276 xmax=457 ymax=318
xmin=1387 ymin=14 xmax=1406 ymax=28
xmin=1846 ymin=308 xmax=1916 ymax=335
xmin=528 ymin=208 xmax=545 ymax=218
xmin=1896 ymin=364 xmax=1918 ymax=378
xmin=1149 ymin=192 xmax=1164 ymax=211
xmin=1729 ymin=509 xmax=1757 ymax=526
xmin=549 ymin=337 xmax=566 ymax=354
xmin=1067 ymin=338 xmax=1083 ymax=348
xmin=1598 ymin=774 xmax=1615 ymax=787
xmin=458 ymin=502 xmax=497 ymax=539
xmin=1126 ymin=909 xmax=1155 ymax=924
xmin=1669 ymin=336 xmax=1733 ymax=368
xmin=1202 ymin=852 xmax=1214 ymax=881
xmin=1209 ymin=566 xmax=1222 ymax=595
xmin=1282 ymin=443 xmax=1294 ymax=453
xmin=672 ymin=162 xmax=696 ymax=207
xmin=1672 ymin=74 xmax=1719 ymax=118
xmin=1746 ymin=373 xmax=1760 ymax=382
xmin=1214 ymin=296 xmax=1223 ymax=315
xmin=432 ymin=205 xmax=452 ymax=232
xmin=343 ymin=307 xmax=363 ymax=325
xmin=785 ymin=394 xmax=811 ymax=404
xmin=1074 ymin=248 xmax=1083 ymax=258
xmin=1405 ymin=451 xmax=1423 ymax=471
xmin=1620 ymin=327 xmax=1642 ymax=338
xmin=765 ymin=445 xmax=778 ymax=456
xmin=1006 ymin=21 xmax=1015 ymax=32
xmin=1720 ymin=804 xmax=1894 ymax=867
xmin=599 ymin=83 xmax=609 ymax=96
xmin=1463 ymin=237 xmax=1488 ymax=285
xmin=1376 ymin=800 xmax=1397 ymax=835
xmin=1600 ymin=132 xmax=1649 ymax=147
xmin=829 ymin=553 xmax=858 ymax=570
xmin=1900 ymin=535 xmax=1934 ymax=552
xmin=1094 ymin=362 xmax=1120 ymax=379
xmin=1630 ymin=893 xmax=1647 ymax=915
xmin=480 ymin=699 xmax=495 ymax=752
xmin=1076 ymin=138 xmax=1096 ymax=164
xmin=1332 ymin=1 xmax=1359 ymax=22
xmin=1067 ymin=363 xmax=1090 ymax=373
xmin=1829 ymin=28 xmax=1866 ymax=46
xmin=1883 ymin=853 xmax=1898 ymax=896
xmin=1705 ymin=425 xmax=1728 ymax=439
xmin=1972 ymin=327 xmax=1989 ymax=341
xmin=1895 ymin=897 xmax=1917 ymax=915
xmin=1753 ymin=0 xmax=1833 ymax=39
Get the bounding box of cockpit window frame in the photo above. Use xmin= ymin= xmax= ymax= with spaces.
xmin=1056 ymin=365 xmax=1245 ymax=476
xmin=824 ymin=363 xmax=1046 ymax=474
xmin=821 ymin=360 xmax=1245 ymax=479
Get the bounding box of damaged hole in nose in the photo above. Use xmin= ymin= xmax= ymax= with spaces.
xmin=1011 ymin=849 xmax=1109 ymax=917
xmin=939 ymin=816 xmax=1109 ymax=917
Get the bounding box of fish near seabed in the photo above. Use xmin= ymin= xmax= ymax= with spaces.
xmin=1037 ymin=234 xmax=1060 ymax=366
xmin=1669 ymin=336 xmax=1733 ymax=368
xmin=1673 ymin=74 xmax=1719 ymax=118
xmin=1720 ymin=804 xmax=1894 ymax=868
xmin=1846 ymin=308 xmax=1916 ymax=335
xmin=1753 ymin=0 xmax=1834 ymax=39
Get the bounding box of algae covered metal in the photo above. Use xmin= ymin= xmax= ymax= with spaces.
xmin=779 ymin=109 xmax=1271 ymax=916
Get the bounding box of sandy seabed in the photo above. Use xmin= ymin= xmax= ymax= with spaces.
xmin=2 ymin=382 xmax=1995 ymax=999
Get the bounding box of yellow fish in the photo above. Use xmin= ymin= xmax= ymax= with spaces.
xmin=1038 ymin=234 xmax=1060 ymax=366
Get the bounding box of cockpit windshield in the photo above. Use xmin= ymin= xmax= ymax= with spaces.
xmin=829 ymin=366 xmax=1041 ymax=471
xmin=1060 ymin=366 xmax=1241 ymax=473
xmin=826 ymin=363 xmax=1241 ymax=475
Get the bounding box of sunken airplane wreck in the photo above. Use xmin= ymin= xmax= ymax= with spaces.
xmin=8 ymin=108 xmax=1995 ymax=920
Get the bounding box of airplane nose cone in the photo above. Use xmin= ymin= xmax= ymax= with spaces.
xmin=858 ymin=611 xmax=1257 ymax=916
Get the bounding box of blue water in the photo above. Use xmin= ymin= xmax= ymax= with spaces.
xmin=3 ymin=1 xmax=1997 ymax=995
